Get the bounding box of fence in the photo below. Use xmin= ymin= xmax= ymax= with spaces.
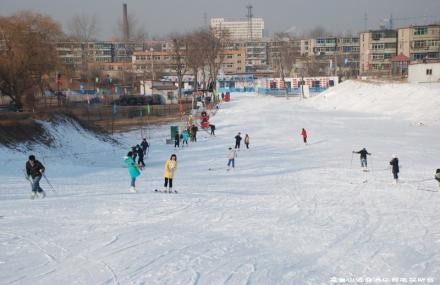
xmin=256 ymin=87 xmax=327 ymax=95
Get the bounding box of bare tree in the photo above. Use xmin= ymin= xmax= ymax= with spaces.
xmin=67 ymin=14 xmax=98 ymax=42
xmin=67 ymin=14 xmax=98 ymax=83
xmin=0 ymin=11 xmax=62 ymax=110
xmin=170 ymin=35 xmax=188 ymax=99
xmin=273 ymin=33 xmax=298 ymax=98
xmin=199 ymin=28 xmax=228 ymax=91
xmin=115 ymin=13 xmax=148 ymax=42
xmin=185 ymin=29 xmax=205 ymax=93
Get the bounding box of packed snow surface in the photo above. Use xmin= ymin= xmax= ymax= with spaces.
xmin=1 ymin=84 xmax=440 ymax=284
xmin=309 ymin=80 xmax=440 ymax=125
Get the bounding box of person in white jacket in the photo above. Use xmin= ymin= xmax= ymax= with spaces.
xmin=227 ymin=147 xmax=237 ymax=170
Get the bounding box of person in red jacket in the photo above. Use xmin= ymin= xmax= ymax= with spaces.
xmin=300 ymin=128 xmax=308 ymax=144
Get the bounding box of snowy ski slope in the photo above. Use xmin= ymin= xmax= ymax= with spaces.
xmin=1 ymin=82 xmax=440 ymax=284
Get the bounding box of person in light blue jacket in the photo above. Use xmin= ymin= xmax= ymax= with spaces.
xmin=124 ymin=151 xmax=141 ymax=193
xmin=182 ymin=130 xmax=189 ymax=147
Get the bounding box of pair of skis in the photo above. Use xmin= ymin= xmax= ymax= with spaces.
xmin=154 ymin=189 xmax=178 ymax=194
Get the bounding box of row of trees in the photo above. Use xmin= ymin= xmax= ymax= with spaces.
xmin=171 ymin=28 xmax=229 ymax=98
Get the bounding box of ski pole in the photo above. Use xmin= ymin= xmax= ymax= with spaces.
xmin=42 ymin=173 xmax=57 ymax=193
xmin=23 ymin=169 xmax=33 ymax=187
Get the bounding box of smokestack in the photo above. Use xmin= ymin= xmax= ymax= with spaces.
xmin=123 ymin=3 xmax=130 ymax=42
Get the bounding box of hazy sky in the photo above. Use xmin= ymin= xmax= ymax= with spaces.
xmin=1 ymin=0 xmax=440 ymax=39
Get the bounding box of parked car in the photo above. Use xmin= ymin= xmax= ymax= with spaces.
xmin=0 ymin=103 xmax=22 ymax=112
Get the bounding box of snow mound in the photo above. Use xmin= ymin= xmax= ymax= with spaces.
xmin=308 ymin=80 xmax=440 ymax=125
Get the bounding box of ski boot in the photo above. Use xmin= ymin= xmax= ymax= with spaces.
xmin=30 ymin=191 xmax=37 ymax=200
xmin=39 ymin=191 xmax=46 ymax=199
xmin=129 ymin=186 xmax=136 ymax=193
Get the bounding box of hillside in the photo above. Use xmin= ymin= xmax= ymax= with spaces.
xmin=1 ymin=91 xmax=440 ymax=284
xmin=308 ymin=80 xmax=440 ymax=125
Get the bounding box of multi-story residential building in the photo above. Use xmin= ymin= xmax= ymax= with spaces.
xmin=311 ymin=37 xmax=338 ymax=56
xmin=337 ymin=37 xmax=360 ymax=76
xmin=132 ymin=50 xmax=180 ymax=76
xmin=398 ymin=24 xmax=440 ymax=62
xmin=210 ymin=18 xmax=265 ymax=41
xmin=57 ymin=41 xmax=137 ymax=70
xmin=267 ymin=38 xmax=301 ymax=76
xmin=360 ymin=29 xmax=398 ymax=75
xmin=300 ymin=39 xmax=310 ymax=56
xmin=221 ymin=49 xmax=246 ymax=74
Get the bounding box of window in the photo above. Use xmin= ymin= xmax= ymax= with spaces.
xmin=414 ymin=27 xmax=427 ymax=35
xmin=426 ymin=69 xmax=432 ymax=75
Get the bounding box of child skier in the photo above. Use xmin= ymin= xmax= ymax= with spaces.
xmin=209 ymin=124 xmax=216 ymax=136
xmin=244 ymin=134 xmax=250 ymax=149
xmin=163 ymin=154 xmax=178 ymax=193
xmin=227 ymin=147 xmax=237 ymax=170
xmin=137 ymin=145 xmax=145 ymax=168
xmin=25 ymin=155 xmax=46 ymax=199
xmin=182 ymin=130 xmax=189 ymax=147
xmin=174 ymin=133 xmax=180 ymax=148
xmin=353 ymin=148 xmax=371 ymax=170
xmin=124 ymin=151 xmax=141 ymax=193
xmin=301 ymin=128 xmax=308 ymax=144
xmin=141 ymin=138 xmax=149 ymax=154
xmin=234 ymin=132 xmax=242 ymax=149
xmin=389 ymin=155 xmax=399 ymax=183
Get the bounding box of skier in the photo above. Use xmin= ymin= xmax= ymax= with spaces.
xmin=124 ymin=151 xmax=141 ymax=193
xmin=221 ymin=92 xmax=224 ymax=101
xmin=209 ymin=124 xmax=216 ymax=136
xmin=227 ymin=147 xmax=237 ymax=170
xmin=141 ymin=138 xmax=149 ymax=155
xmin=389 ymin=155 xmax=399 ymax=183
xmin=131 ymin=146 xmax=138 ymax=161
xmin=191 ymin=124 xmax=198 ymax=142
xmin=244 ymin=134 xmax=250 ymax=149
xmin=182 ymin=130 xmax=189 ymax=147
xmin=137 ymin=145 xmax=145 ymax=168
xmin=174 ymin=132 xmax=180 ymax=148
xmin=301 ymin=128 xmax=308 ymax=144
xmin=435 ymin=169 xmax=440 ymax=188
xmin=163 ymin=154 xmax=178 ymax=193
xmin=234 ymin=132 xmax=242 ymax=149
xmin=25 ymin=155 xmax=46 ymax=199
xmin=353 ymin=148 xmax=371 ymax=170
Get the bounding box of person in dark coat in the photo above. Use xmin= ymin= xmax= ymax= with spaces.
xmin=25 ymin=155 xmax=46 ymax=199
xmin=191 ymin=124 xmax=198 ymax=142
xmin=141 ymin=138 xmax=149 ymax=154
xmin=389 ymin=155 xmax=399 ymax=183
xmin=174 ymin=133 xmax=180 ymax=148
xmin=209 ymin=124 xmax=216 ymax=136
xmin=137 ymin=145 xmax=145 ymax=168
xmin=234 ymin=132 xmax=242 ymax=149
xmin=131 ymin=146 xmax=138 ymax=161
xmin=353 ymin=148 xmax=371 ymax=170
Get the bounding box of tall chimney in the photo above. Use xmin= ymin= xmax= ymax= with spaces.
xmin=123 ymin=3 xmax=130 ymax=42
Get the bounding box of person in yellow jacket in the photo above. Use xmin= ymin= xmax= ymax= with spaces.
xmin=163 ymin=154 xmax=177 ymax=193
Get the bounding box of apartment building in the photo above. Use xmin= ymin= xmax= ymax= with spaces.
xmin=57 ymin=41 xmax=136 ymax=70
xmin=210 ymin=18 xmax=265 ymax=41
xmin=132 ymin=50 xmax=180 ymax=76
xmin=360 ymin=29 xmax=398 ymax=75
xmin=221 ymin=49 xmax=246 ymax=74
xmin=337 ymin=37 xmax=360 ymax=76
xmin=398 ymin=25 xmax=440 ymax=62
